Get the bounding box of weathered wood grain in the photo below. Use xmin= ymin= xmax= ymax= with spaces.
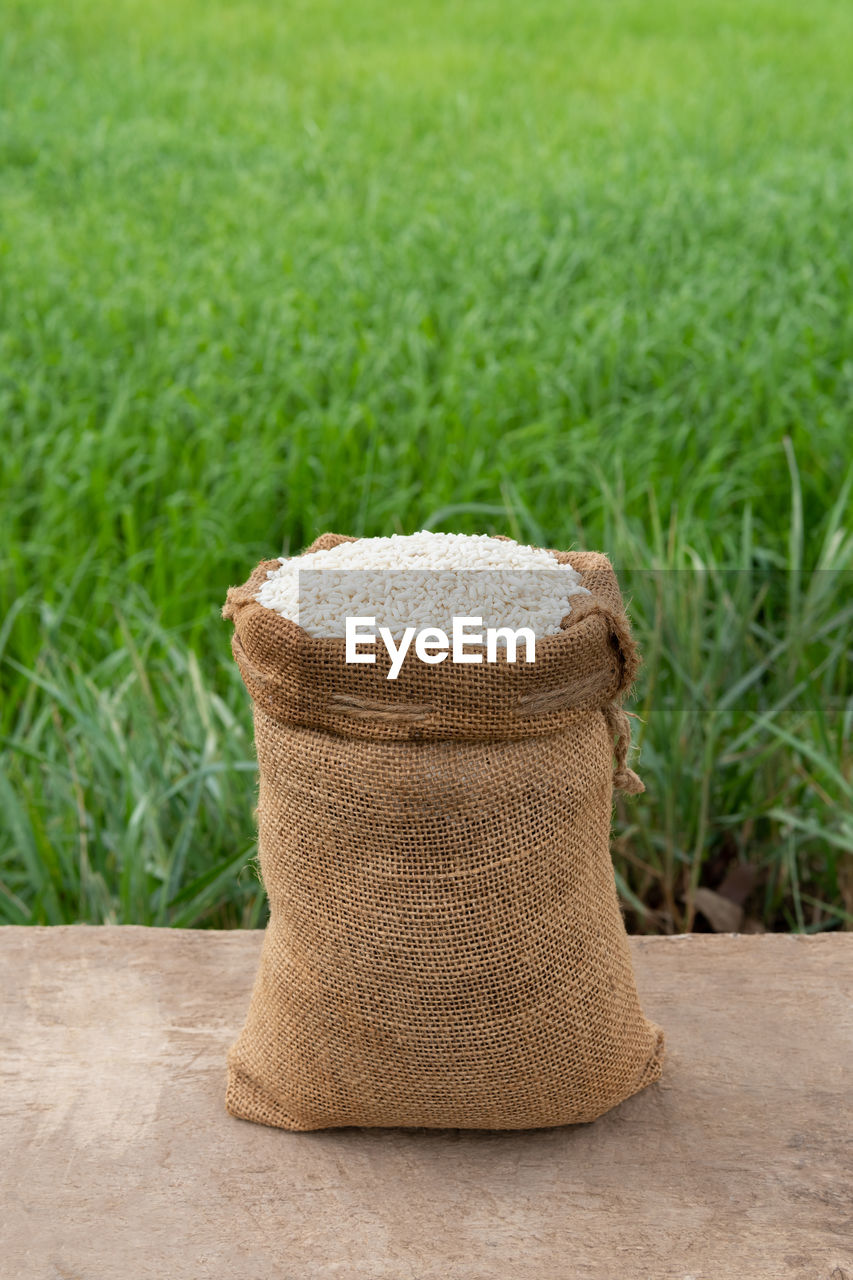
xmin=1 ymin=927 xmax=850 ymax=1279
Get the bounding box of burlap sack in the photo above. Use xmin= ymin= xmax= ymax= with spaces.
xmin=223 ymin=534 xmax=663 ymax=1131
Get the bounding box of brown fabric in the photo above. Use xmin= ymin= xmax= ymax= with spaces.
xmin=224 ymin=535 xmax=664 ymax=1130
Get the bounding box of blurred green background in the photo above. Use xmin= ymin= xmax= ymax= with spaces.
xmin=2 ymin=0 xmax=851 ymax=931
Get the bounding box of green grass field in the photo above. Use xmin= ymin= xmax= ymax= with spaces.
xmin=2 ymin=0 xmax=851 ymax=932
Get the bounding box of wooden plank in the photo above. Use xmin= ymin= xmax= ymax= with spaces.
xmin=1 ymin=927 xmax=851 ymax=1280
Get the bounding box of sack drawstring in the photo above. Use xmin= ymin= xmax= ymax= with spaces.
xmin=603 ymin=703 xmax=645 ymax=795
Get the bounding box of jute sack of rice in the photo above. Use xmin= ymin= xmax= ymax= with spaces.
xmin=223 ymin=532 xmax=664 ymax=1131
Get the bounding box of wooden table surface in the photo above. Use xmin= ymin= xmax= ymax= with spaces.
xmin=1 ymin=927 xmax=851 ymax=1280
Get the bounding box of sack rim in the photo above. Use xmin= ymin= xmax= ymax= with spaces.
xmin=222 ymin=534 xmax=641 ymax=738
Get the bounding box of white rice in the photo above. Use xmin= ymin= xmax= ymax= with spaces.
xmin=255 ymin=532 xmax=589 ymax=640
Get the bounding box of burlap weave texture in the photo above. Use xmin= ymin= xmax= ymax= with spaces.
xmin=224 ymin=535 xmax=664 ymax=1130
